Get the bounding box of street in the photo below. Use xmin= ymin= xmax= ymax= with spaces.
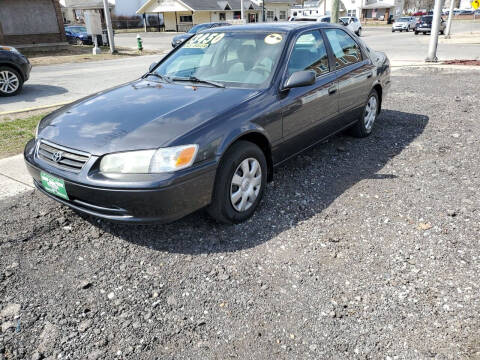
xmin=1 ymin=67 xmax=479 ymax=359
xmin=1 ymin=21 xmax=479 ymax=114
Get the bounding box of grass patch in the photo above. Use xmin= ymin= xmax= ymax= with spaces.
xmin=0 ymin=114 xmax=43 ymax=158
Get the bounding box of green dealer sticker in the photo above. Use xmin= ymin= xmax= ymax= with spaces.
xmin=40 ymin=171 xmax=69 ymax=200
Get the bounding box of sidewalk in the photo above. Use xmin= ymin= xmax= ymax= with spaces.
xmin=0 ymin=154 xmax=33 ymax=200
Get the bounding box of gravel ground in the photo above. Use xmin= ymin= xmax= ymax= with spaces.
xmin=1 ymin=67 xmax=479 ymax=360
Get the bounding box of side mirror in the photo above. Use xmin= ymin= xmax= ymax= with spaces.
xmin=283 ymin=70 xmax=316 ymax=89
xmin=149 ymin=61 xmax=159 ymax=73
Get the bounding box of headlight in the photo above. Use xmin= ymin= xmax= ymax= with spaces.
xmin=1 ymin=46 xmax=20 ymax=54
xmin=99 ymin=145 xmax=198 ymax=174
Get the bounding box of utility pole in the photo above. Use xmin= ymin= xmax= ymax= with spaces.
xmin=102 ymin=0 xmax=116 ymax=54
xmin=241 ymin=0 xmax=245 ymax=22
xmin=425 ymin=0 xmax=442 ymax=62
xmin=262 ymin=0 xmax=266 ymax=22
xmin=331 ymin=0 xmax=340 ymax=23
xmin=445 ymin=0 xmax=455 ymax=37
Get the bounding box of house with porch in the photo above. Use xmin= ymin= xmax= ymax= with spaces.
xmin=136 ymin=0 xmax=261 ymax=32
xmin=289 ymin=0 xmax=404 ymax=20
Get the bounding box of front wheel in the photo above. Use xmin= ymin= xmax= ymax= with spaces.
xmin=0 ymin=67 xmax=23 ymax=97
xmin=207 ymin=141 xmax=267 ymax=224
xmin=348 ymin=90 xmax=379 ymax=138
xmin=415 ymin=31 xmax=419 ymax=35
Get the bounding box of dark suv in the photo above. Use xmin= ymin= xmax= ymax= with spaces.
xmin=0 ymin=45 xmax=31 ymax=96
xmin=414 ymin=15 xmax=446 ymax=35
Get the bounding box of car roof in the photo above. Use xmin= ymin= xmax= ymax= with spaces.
xmin=204 ymin=22 xmax=339 ymax=33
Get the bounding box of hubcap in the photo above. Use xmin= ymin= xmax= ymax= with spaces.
xmin=364 ymin=95 xmax=377 ymax=131
xmin=230 ymin=158 xmax=262 ymax=212
xmin=0 ymin=70 xmax=19 ymax=94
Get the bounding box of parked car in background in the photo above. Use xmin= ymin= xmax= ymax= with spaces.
xmin=414 ymin=15 xmax=446 ymax=34
xmin=412 ymin=11 xmax=426 ymax=16
xmin=392 ymin=16 xmax=416 ymax=32
xmin=291 ymin=15 xmax=331 ymax=22
xmin=339 ymin=16 xmax=362 ymax=36
xmin=0 ymin=45 xmax=31 ymax=96
xmin=171 ymin=22 xmax=231 ymax=47
xmin=458 ymin=9 xmax=474 ymax=15
xmin=26 ymin=22 xmax=390 ymax=224
xmin=65 ymin=26 xmax=93 ymax=45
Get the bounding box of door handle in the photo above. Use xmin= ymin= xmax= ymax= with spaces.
xmin=328 ymin=87 xmax=337 ymax=95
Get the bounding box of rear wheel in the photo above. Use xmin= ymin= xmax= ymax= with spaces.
xmin=207 ymin=141 xmax=267 ymax=224
xmin=0 ymin=67 xmax=23 ymax=97
xmin=348 ymin=89 xmax=379 ymax=138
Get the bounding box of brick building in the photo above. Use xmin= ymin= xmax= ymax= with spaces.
xmin=0 ymin=0 xmax=67 ymax=46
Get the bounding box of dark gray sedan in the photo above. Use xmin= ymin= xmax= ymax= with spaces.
xmin=25 ymin=22 xmax=390 ymax=224
xmin=171 ymin=22 xmax=231 ymax=47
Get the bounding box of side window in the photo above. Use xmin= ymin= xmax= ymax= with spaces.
xmin=286 ymin=30 xmax=329 ymax=77
xmin=324 ymin=29 xmax=362 ymax=69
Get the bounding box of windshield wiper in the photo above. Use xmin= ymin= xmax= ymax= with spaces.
xmin=143 ymin=72 xmax=172 ymax=83
xmin=171 ymin=76 xmax=225 ymax=88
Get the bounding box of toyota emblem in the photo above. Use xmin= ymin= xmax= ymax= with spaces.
xmin=52 ymin=151 xmax=63 ymax=163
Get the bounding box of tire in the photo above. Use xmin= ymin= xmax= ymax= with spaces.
xmin=392 ymin=29 xmax=395 ymax=32
xmin=415 ymin=31 xmax=419 ymax=35
xmin=207 ymin=140 xmax=267 ymax=224
xmin=0 ymin=66 xmax=23 ymax=97
xmin=348 ymin=89 xmax=379 ymax=138
xmin=440 ymin=29 xmax=444 ymax=35
xmin=356 ymin=28 xmax=362 ymax=36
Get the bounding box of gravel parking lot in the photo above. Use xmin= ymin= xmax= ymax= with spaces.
xmin=1 ymin=67 xmax=479 ymax=360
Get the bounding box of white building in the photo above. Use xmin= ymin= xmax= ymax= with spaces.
xmin=137 ymin=0 xmax=261 ymax=31
xmin=290 ymin=0 xmax=404 ymax=19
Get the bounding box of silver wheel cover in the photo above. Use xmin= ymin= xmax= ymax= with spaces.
xmin=230 ymin=158 xmax=262 ymax=212
xmin=364 ymin=95 xmax=377 ymax=131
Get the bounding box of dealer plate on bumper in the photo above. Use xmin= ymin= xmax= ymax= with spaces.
xmin=40 ymin=171 xmax=69 ymax=200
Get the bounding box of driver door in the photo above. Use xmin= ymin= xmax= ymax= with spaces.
xmin=278 ymin=30 xmax=339 ymax=160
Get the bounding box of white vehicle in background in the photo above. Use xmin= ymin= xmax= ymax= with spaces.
xmin=338 ymin=16 xmax=362 ymax=36
xmin=290 ymin=15 xmax=331 ymax=23
xmin=391 ymin=16 xmax=416 ymax=32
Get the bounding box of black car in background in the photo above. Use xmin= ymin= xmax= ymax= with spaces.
xmin=171 ymin=22 xmax=231 ymax=47
xmin=65 ymin=26 xmax=93 ymax=45
xmin=26 ymin=23 xmax=390 ymax=224
xmin=414 ymin=15 xmax=446 ymax=35
xmin=0 ymin=45 xmax=31 ymax=96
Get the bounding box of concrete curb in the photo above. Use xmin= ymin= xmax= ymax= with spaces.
xmin=0 ymin=154 xmax=33 ymax=201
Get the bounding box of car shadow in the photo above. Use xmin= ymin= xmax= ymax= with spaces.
xmin=90 ymin=109 xmax=428 ymax=254
xmin=1 ymin=84 xmax=68 ymax=105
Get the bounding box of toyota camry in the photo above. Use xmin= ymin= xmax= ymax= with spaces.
xmin=25 ymin=22 xmax=390 ymax=224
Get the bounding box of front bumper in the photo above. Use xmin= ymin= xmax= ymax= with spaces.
xmin=24 ymin=139 xmax=217 ymax=223
xmin=416 ymin=27 xmax=431 ymax=32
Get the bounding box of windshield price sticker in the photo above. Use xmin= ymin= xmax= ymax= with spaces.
xmin=264 ymin=33 xmax=283 ymax=45
xmin=184 ymin=33 xmax=225 ymax=48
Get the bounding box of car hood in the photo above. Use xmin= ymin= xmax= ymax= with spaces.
xmin=37 ymin=79 xmax=258 ymax=156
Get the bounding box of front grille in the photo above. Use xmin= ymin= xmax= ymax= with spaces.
xmin=37 ymin=140 xmax=90 ymax=173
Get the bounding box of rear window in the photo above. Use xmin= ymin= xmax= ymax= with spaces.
xmin=421 ymin=16 xmax=433 ymax=22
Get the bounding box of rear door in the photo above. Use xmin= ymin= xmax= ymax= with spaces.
xmin=323 ymin=28 xmax=375 ymax=127
xmin=278 ymin=29 xmax=339 ymax=160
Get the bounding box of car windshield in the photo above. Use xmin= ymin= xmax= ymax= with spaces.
xmin=67 ymin=26 xmax=87 ymax=34
xmin=188 ymin=24 xmax=211 ymax=34
xmin=339 ymin=17 xmax=349 ymax=24
xmin=294 ymin=17 xmax=317 ymax=21
xmin=153 ymin=31 xmax=287 ymax=88
xmin=398 ymin=17 xmax=410 ymax=22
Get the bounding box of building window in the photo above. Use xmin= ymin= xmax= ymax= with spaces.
xmin=233 ymin=11 xmax=241 ymax=19
xmin=279 ymin=10 xmax=286 ymax=19
xmin=347 ymin=9 xmax=356 ymax=16
xmin=267 ymin=10 xmax=274 ymax=21
xmin=179 ymin=15 xmax=193 ymax=22
xmin=219 ymin=12 xmax=226 ymax=20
